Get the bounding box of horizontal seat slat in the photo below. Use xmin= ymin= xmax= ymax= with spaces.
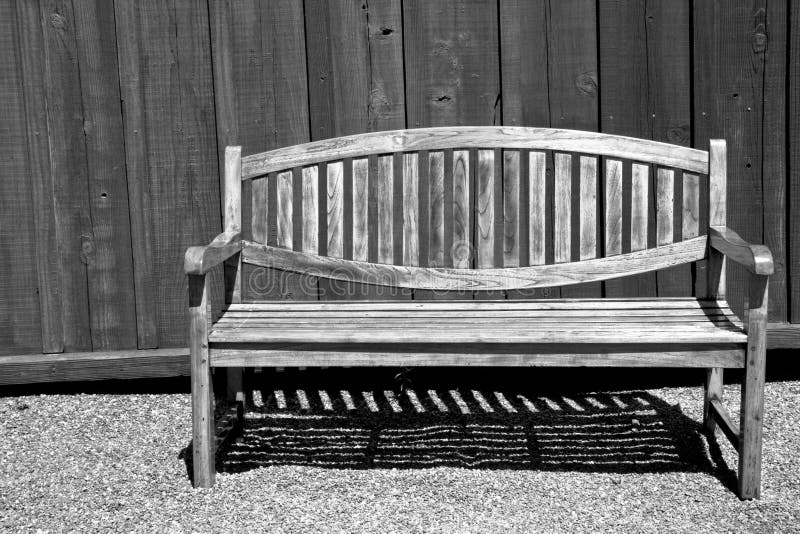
xmin=208 ymin=298 xmax=745 ymax=346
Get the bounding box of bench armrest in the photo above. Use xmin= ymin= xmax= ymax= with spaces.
xmin=709 ymin=226 xmax=773 ymax=276
xmin=184 ymin=231 xmax=242 ymax=275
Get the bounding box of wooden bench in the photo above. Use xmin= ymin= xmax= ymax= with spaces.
xmin=185 ymin=127 xmax=772 ymax=498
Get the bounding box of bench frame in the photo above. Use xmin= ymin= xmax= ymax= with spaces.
xmin=185 ymin=129 xmax=773 ymax=499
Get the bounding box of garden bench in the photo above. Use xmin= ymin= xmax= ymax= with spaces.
xmin=185 ymin=127 xmax=772 ymax=498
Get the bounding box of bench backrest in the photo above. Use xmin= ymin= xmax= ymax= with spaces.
xmin=224 ymin=127 xmax=725 ymax=292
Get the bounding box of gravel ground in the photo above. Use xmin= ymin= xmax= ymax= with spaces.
xmin=1 ymin=367 xmax=799 ymax=533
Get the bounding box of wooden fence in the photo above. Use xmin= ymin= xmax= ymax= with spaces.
xmin=2 ymin=0 xmax=798 ymax=359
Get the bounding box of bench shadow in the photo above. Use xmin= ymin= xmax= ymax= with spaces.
xmin=182 ymin=370 xmax=739 ymax=491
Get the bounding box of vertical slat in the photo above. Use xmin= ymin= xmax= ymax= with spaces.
xmin=707 ymin=140 xmax=727 ymax=299
xmin=554 ymin=153 xmax=572 ymax=263
xmin=529 ymin=151 xmax=547 ymax=265
xmin=503 ymin=151 xmax=521 ymax=267
xmin=790 ymin=0 xmax=800 ymax=323
xmin=630 ymin=163 xmax=649 ymax=252
xmin=682 ymin=173 xmax=700 ymax=239
xmin=403 ymin=153 xmax=419 ymax=266
xmin=352 ymin=158 xmax=369 ymax=261
xmin=428 ymin=152 xmax=445 ymax=267
xmin=452 ymin=150 xmax=471 ymax=269
xmin=326 ymin=161 xmax=344 ymax=258
xmin=579 ymin=156 xmax=598 ymax=260
xmin=477 ymin=150 xmax=495 ymax=269
xmin=251 ymin=178 xmax=268 ymax=243
xmin=377 ymin=155 xmax=394 ymax=264
xmin=223 ymin=147 xmax=242 ymax=307
xmin=656 ymin=168 xmax=674 ymax=246
xmin=302 ymin=166 xmax=319 ymax=253
xmin=605 ymin=159 xmax=623 ymax=256
xmin=276 ymin=171 xmax=293 ymax=249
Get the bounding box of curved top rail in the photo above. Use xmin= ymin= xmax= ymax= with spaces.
xmin=241 ymin=126 xmax=709 ymax=178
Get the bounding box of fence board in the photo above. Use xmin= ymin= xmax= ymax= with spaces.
xmin=0 ymin=2 xmax=42 ymax=356
xmin=73 ymin=0 xmax=138 ymax=350
xmin=791 ymin=0 xmax=800 ymax=323
xmin=15 ymin=0 xmax=64 ymax=352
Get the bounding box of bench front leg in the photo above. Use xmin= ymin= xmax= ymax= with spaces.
xmin=738 ymin=273 xmax=768 ymax=499
xmin=189 ymin=273 xmax=215 ymax=488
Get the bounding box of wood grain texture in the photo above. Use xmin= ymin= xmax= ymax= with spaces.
xmin=738 ymin=274 xmax=769 ymax=499
xmin=579 ymin=156 xmax=598 ymax=260
xmin=402 ymin=154 xmax=420 ymax=266
xmin=0 ymin=3 xmax=43 ymax=355
xmin=605 ymin=159 xmax=623 ymax=256
xmin=452 ymin=151 xmax=472 ymax=271
xmin=792 ymin=0 xmax=800 ymax=323
xmin=529 ymin=152 xmax=547 ymax=266
xmin=14 ymin=0 xmax=64 ymax=353
xmin=762 ymin=0 xmax=787 ymax=321
xmin=427 ymin=152 xmax=445 ymax=267
xmin=189 ymin=274 xmax=214 ymax=487
xmin=326 ymin=162 xmax=344 ymax=258
xmin=709 ymin=227 xmax=774 ymax=276
xmin=352 ymin=158 xmax=369 ymax=261
xmin=242 ymin=127 xmax=709 ymax=178
xmin=477 ymin=150 xmax=496 ymax=269
xmin=243 ymin=236 xmax=708 ymax=292
xmin=554 ymin=154 xmax=572 ymax=263
xmin=656 ymin=169 xmax=675 ymax=246
xmin=703 ymin=366 xmax=724 ymax=433
xmin=184 ymin=232 xmax=242 ymax=275
xmin=113 ymin=0 xmax=158 ymax=347
xmin=377 ymin=156 xmax=395 ymax=265
xmin=694 ymin=2 xmax=764 ymax=317
xmin=211 ymin=345 xmax=744 ymax=369
xmin=277 ymin=172 xmax=293 ymax=250
xmin=41 ymin=0 xmax=93 ymax=350
xmin=503 ymin=151 xmax=521 ymax=267
xmin=682 ymin=174 xmax=700 ymax=239
xmin=631 ymin=164 xmax=649 ymax=252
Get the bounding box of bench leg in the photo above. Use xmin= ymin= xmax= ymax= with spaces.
xmin=738 ymin=274 xmax=768 ymax=500
xmin=703 ymin=368 xmax=723 ymax=432
xmin=190 ymin=274 xmax=215 ymax=488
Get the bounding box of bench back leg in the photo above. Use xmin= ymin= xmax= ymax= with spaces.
xmin=190 ymin=274 xmax=215 ymax=488
xmin=703 ymin=367 xmax=723 ymax=432
xmin=738 ymin=274 xmax=768 ymax=499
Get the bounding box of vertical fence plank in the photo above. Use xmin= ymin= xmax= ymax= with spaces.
xmin=40 ymin=0 xmax=93 ymax=350
xmin=549 ymin=0 xmax=600 ymax=297
xmin=0 ymin=2 xmax=43 ymax=355
xmin=648 ymin=0 xmax=693 ymax=298
xmin=694 ymin=1 xmax=765 ymax=316
xmin=73 ymin=0 xmax=138 ymax=349
xmin=15 ymin=0 xmax=64 ymax=352
xmin=791 ymin=0 xmax=800 ymax=323
xmin=762 ymin=0 xmax=788 ymax=321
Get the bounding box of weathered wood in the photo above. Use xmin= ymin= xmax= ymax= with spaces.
xmin=579 ymin=156 xmax=598 ymax=260
xmin=211 ymin=345 xmax=744 ymax=369
xmin=241 ymin=127 xmax=709 ymax=178
xmin=656 ymin=169 xmax=674 ymax=246
xmin=402 ymin=154 xmax=420 ymax=266
xmin=352 ymin=158 xmax=369 ymax=261
xmin=739 ymin=274 xmax=769 ymax=499
xmin=276 ymin=171 xmax=293 ymax=250
xmin=377 ymin=156 xmax=394 ymax=264
xmin=185 ymin=232 xmax=242 ymax=275
xmin=326 ymin=162 xmax=344 ymax=258
xmin=223 ymin=147 xmax=243 ymax=306
xmin=504 ymin=151 xmax=521 ymax=267
xmin=427 ymin=152 xmax=445 ymax=267
xmin=452 ymin=151 xmax=471 ymax=270
xmin=682 ymin=174 xmax=700 ymax=239
xmin=791 ymin=1 xmax=800 ymax=323
xmin=630 ymin=164 xmax=649 ymax=252
xmin=529 ymin=152 xmax=547 ymax=265
xmin=243 ymin=236 xmax=708 ymax=291
xmin=709 ymin=227 xmax=774 ymax=276
xmin=709 ymin=397 xmax=740 ymax=452
xmin=302 ymin=166 xmax=320 ymax=254
xmin=0 ymin=3 xmax=43 ymax=355
xmin=703 ymin=367 xmax=723 ymax=433
xmin=605 ymin=159 xmax=623 ymax=256
xmin=554 ymin=154 xmax=572 ymax=263
xmin=41 ymin=0 xmax=93 ymax=351
xmin=189 ymin=274 xmax=214 ymax=488
xmin=477 ymin=150 xmax=496 ymax=269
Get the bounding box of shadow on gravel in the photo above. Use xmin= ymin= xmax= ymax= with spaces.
xmin=186 ymin=367 xmax=738 ymax=492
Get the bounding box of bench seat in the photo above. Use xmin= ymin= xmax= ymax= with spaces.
xmin=207 ymin=298 xmax=746 ymax=369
